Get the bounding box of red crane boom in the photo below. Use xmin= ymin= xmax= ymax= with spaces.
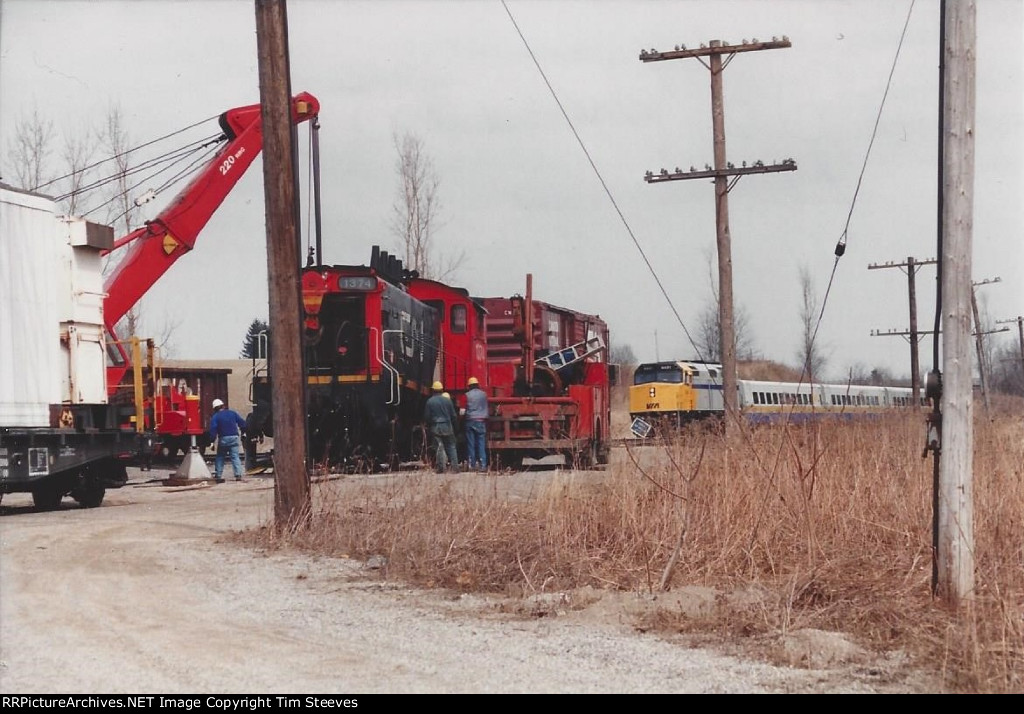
xmin=103 ymin=91 xmax=319 ymax=389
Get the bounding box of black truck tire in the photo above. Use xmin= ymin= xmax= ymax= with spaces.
xmin=32 ymin=485 xmax=65 ymax=511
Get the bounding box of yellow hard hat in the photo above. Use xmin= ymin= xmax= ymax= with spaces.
xmin=443 ymin=392 xmax=451 ymax=400
xmin=432 ymin=381 xmax=444 ymax=391
xmin=467 ymin=377 xmax=479 ymax=386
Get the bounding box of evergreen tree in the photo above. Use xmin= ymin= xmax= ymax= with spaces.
xmin=240 ymin=319 xmax=270 ymax=359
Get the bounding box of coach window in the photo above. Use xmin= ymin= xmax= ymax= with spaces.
xmin=451 ymin=304 xmax=467 ymax=334
xmin=772 ymin=392 xmax=779 ymax=405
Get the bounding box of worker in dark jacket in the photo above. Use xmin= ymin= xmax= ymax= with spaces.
xmin=208 ymin=398 xmax=247 ymax=482
xmin=464 ymin=376 xmax=488 ymax=472
xmin=424 ymin=381 xmax=459 ymax=473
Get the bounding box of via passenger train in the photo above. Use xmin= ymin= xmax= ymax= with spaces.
xmin=628 ymin=360 xmax=923 ymax=432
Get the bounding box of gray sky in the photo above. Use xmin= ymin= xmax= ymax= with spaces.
xmin=2 ymin=0 xmax=1021 ymax=379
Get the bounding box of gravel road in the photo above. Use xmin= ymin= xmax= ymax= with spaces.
xmin=0 ymin=468 xmax=935 ymax=694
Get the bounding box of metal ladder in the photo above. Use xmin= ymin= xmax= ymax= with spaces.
xmin=534 ymin=335 xmax=605 ymax=372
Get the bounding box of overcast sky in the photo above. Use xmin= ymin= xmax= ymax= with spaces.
xmin=2 ymin=0 xmax=1021 ymax=380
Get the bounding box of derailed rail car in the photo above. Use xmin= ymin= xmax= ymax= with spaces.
xmin=250 ymin=247 xmax=613 ymax=471
xmin=477 ymin=291 xmax=611 ymax=468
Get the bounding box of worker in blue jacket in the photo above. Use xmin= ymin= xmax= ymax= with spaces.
xmin=208 ymin=398 xmax=247 ymax=483
xmin=463 ymin=376 xmax=489 ymax=472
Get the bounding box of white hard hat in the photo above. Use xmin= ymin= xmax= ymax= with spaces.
xmin=212 ymin=398 xmax=224 ymax=409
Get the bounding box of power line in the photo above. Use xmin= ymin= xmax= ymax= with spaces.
xmin=500 ymin=0 xmax=702 ymax=356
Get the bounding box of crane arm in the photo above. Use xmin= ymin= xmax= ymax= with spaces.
xmin=102 ymin=92 xmax=320 ymax=331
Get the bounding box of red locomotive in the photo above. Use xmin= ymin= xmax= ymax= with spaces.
xmin=250 ymin=246 xmax=613 ymax=471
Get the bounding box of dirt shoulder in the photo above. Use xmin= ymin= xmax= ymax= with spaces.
xmin=0 ymin=468 xmax=936 ymax=694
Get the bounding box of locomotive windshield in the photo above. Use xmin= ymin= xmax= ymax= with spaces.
xmin=633 ymin=363 xmax=684 ymax=385
xmin=307 ymin=294 xmax=367 ymax=373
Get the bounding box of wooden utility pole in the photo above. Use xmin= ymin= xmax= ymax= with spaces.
xmin=868 ymin=256 xmax=937 ymax=405
xmin=937 ymin=0 xmax=976 ymax=605
xmin=255 ymin=0 xmax=310 ymax=526
xmin=995 ymin=316 xmax=1024 ymax=379
xmin=970 ymin=277 xmax=1002 ymax=414
xmin=641 ymin=38 xmax=795 ymax=435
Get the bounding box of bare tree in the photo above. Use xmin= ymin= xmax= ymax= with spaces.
xmin=4 ymin=107 xmax=56 ymax=190
xmin=3 ymin=106 xmax=100 ymax=217
xmin=101 ymin=103 xmax=140 ymax=238
xmin=609 ymin=342 xmax=637 ymax=367
xmin=695 ymin=247 xmax=754 ymax=362
xmin=390 ymin=131 xmax=462 ymax=281
xmin=100 ymin=103 xmax=146 ymax=341
xmin=797 ymin=264 xmax=827 ymax=381
xmin=59 ymin=128 xmax=97 ymax=216
xmin=97 ymin=104 xmax=177 ymax=355
xmin=4 ymin=104 xmax=174 ymax=354
xmin=990 ymin=341 xmax=1024 ymax=396
xmin=846 ymin=362 xmax=898 ymax=386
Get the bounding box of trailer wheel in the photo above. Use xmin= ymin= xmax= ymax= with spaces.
xmin=72 ymin=483 xmax=106 ymax=508
xmin=32 ymin=486 xmax=64 ymax=511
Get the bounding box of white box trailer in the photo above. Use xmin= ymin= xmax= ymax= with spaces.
xmin=0 ymin=183 xmax=137 ymax=509
xmin=0 ymin=185 xmax=61 ymax=427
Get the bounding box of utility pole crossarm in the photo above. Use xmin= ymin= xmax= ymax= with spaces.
xmin=871 ymin=328 xmax=938 ymax=337
xmin=645 ymin=160 xmax=796 ymax=183
xmin=868 ymin=258 xmax=938 ymax=270
xmin=867 ymin=255 xmax=937 ymax=404
xmin=639 ymin=37 xmax=791 ymax=61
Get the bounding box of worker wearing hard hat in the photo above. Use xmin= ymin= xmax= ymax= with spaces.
xmin=423 ymin=381 xmax=459 ymax=473
xmin=208 ymin=398 xmax=247 ymax=483
xmin=464 ymin=376 xmax=488 ymax=473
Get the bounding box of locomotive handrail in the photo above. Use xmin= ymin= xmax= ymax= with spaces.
xmin=375 ymin=328 xmax=402 ymax=406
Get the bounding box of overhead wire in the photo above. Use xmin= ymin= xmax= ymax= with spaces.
xmin=501 ymin=0 xmax=706 ymax=361
xmin=744 ymin=0 xmax=919 ymax=542
xmin=807 ymin=0 xmax=917 ymax=366
xmin=502 ymin=0 xmax=922 ymax=524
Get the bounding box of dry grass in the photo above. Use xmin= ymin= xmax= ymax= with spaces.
xmin=250 ymin=406 xmax=1023 ymax=693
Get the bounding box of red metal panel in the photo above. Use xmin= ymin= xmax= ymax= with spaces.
xmin=406 ymin=277 xmax=486 ymax=396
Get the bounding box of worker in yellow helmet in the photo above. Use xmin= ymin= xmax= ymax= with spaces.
xmin=464 ymin=376 xmax=488 ymax=472
xmin=424 ymin=381 xmax=459 ymax=473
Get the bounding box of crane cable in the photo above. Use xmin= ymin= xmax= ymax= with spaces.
xmin=55 ymin=134 xmax=223 ymax=202
xmin=33 ymin=113 xmax=219 ymax=193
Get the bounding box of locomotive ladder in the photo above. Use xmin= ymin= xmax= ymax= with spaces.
xmin=534 ymin=335 xmax=606 ymax=372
